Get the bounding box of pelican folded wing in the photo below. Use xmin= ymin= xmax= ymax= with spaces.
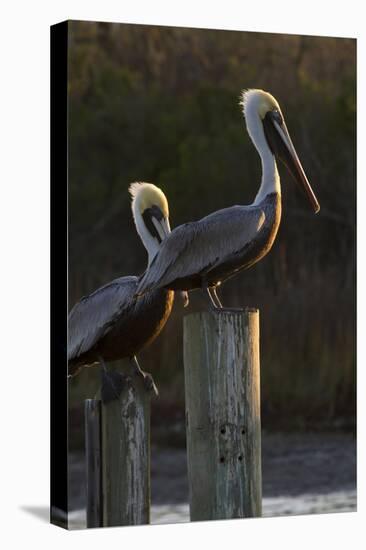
xmin=136 ymin=204 xmax=267 ymax=294
xmin=68 ymin=276 xmax=138 ymax=362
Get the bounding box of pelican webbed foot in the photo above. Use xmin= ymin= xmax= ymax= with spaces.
xmin=131 ymin=356 xmax=159 ymax=397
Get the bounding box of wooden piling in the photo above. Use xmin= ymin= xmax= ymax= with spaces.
xmin=100 ymin=360 xmax=151 ymax=527
xmin=85 ymin=399 xmax=103 ymax=528
xmin=183 ymin=309 xmax=262 ymax=521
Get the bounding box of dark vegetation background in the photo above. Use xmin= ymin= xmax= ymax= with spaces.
xmin=68 ymin=21 xmax=356 ymax=449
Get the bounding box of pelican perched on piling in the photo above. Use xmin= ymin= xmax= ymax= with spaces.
xmin=68 ymin=183 xmax=186 ymax=401
xmin=136 ymin=89 xmax=320 ymax=308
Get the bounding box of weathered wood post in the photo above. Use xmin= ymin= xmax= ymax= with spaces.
xmin=100 ymin=359 xmax=151 ymax=527
xmin=84 ymin=359 xmax=151 ymax=528
xmin=85 ymin=399 xmax=102 ymax=528
xmin=183 ymin=309 xmax=262 ymax=521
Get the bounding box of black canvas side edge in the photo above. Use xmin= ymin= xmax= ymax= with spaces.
xmin=50 ymin=20 xmax=69 ymax=529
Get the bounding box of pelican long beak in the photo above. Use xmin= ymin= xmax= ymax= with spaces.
xmin=152 ymin=216 xmax=171 ymax=241
xmin=263 ymin=111 xmax=320 ymax=213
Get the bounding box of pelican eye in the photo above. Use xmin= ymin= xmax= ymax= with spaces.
xmin=272 ymin=109 xmax=283 ymax=125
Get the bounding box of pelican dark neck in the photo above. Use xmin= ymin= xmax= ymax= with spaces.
xmin=258 ymin=190 xmax=281 ymax=210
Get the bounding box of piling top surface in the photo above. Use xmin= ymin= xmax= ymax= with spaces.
xmin=184 ymin=307 xmax=259 ymax=321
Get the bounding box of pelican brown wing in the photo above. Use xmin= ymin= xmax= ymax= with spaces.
xmin=68 ymin=276 xmax=138 ymax=362
xmin=136 ymin=204 xmax=266 ymax=294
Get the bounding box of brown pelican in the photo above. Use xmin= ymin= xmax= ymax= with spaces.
xmin=68 ymin=182 xmax=186 ymax=401
xmin=136 ymin=89 xmax=320 ymax=308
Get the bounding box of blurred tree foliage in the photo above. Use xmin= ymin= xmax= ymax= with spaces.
xmin=68 ymin=21 xmax=356 ymax=430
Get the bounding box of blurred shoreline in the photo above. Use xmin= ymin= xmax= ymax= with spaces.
xmin=66 ymin=489 xmax=356 ymax=529
xmin=68 ymin=430 xmax=356 ymax=526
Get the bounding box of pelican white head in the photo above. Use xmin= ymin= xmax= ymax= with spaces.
xmin=129 ymin=182 xmax=171 ymax=264
xmin=242 ymin=89 xmax=281 ymax=121
xmin=241 ymin=89 xmax=320 ymax=213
